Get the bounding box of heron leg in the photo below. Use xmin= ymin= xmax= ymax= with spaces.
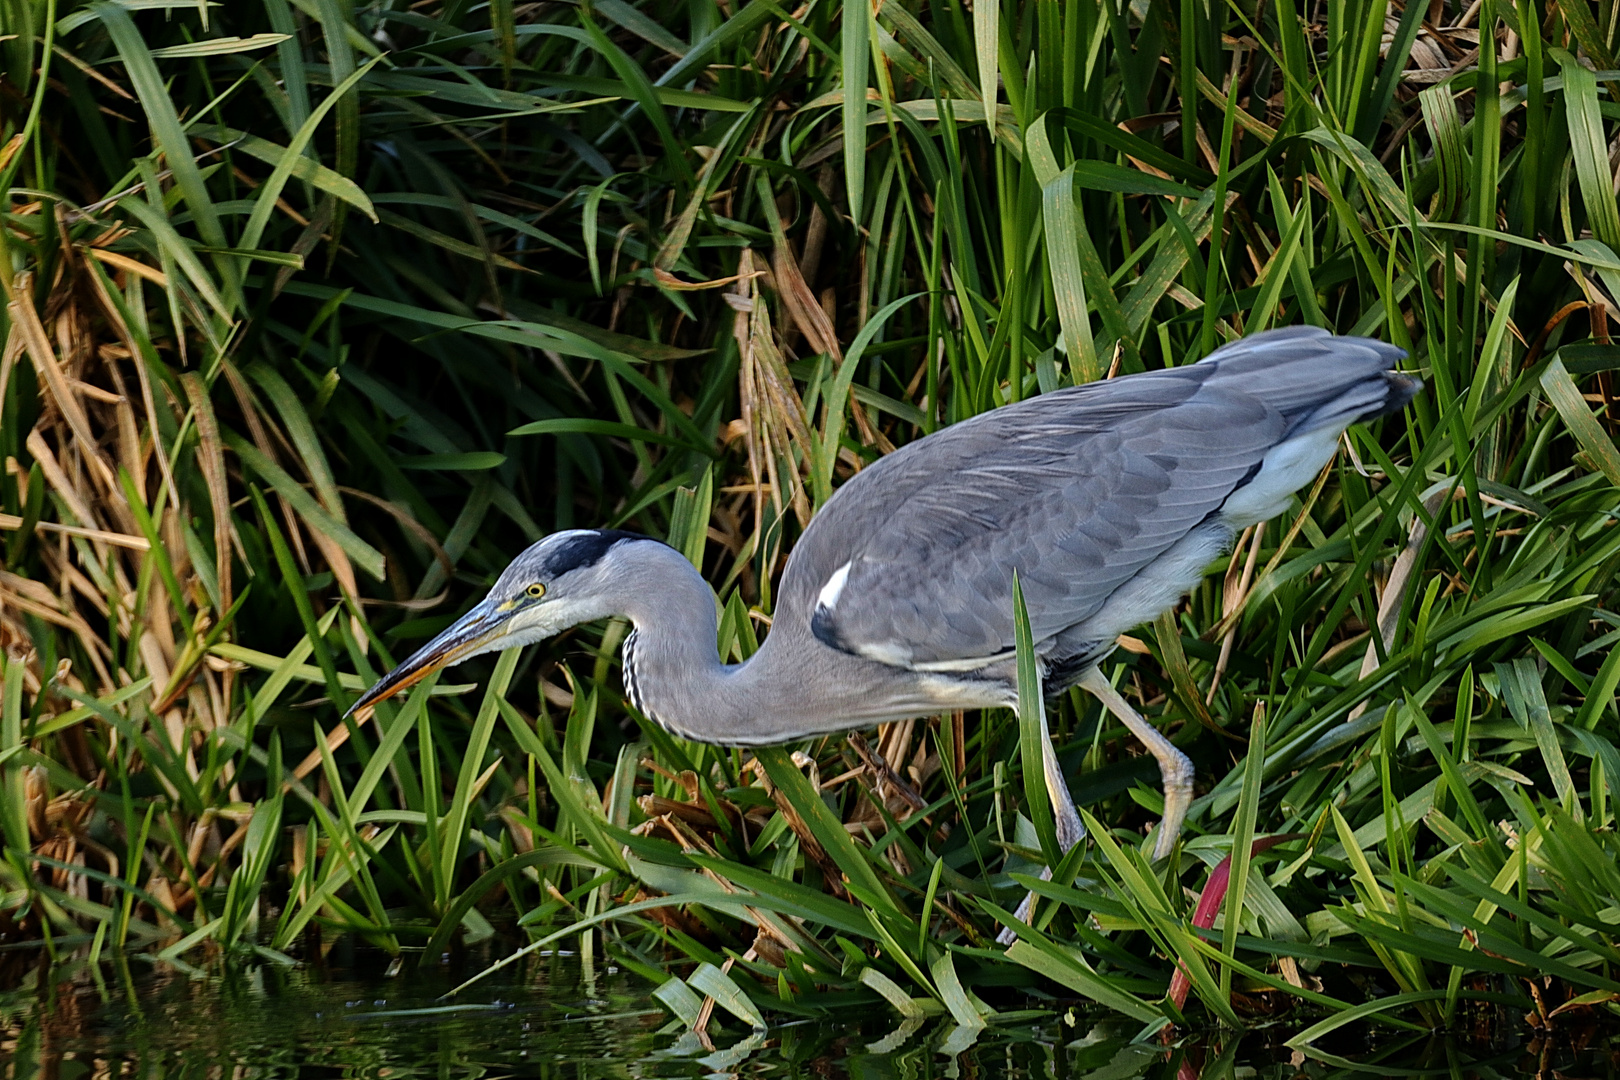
xmin=996 ymin=690 xmax=1086 ymax=946
xmin=1077 ymin=666 xmax=1192 ymax=861
xmin=1039 ymin=703 xmax=1087 ymax=853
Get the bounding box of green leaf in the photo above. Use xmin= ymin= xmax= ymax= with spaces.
xmin=247 ymin=364 xmax=344 ymax=516
xmin=1 ymin=656 xmax=26 ymax=862
xmin=1068 ymin=161 xmax=1197 ymax=198
xmin=93 ymin=2 xmax=230 ymax=270
xmin=1559 ymin=51 xmax=1620 ymax=252
xmin=238 ymin=54 xmax=383 ymax=257
xmin=754 ymin=746 xmax=895 ymax=910
xmin=1287 ymin=990 xmax=1517 ymax=1046
xmin=684 ymin=854 xmax=875 ymax=937
xmin=191 ymin=124 xmax=375 ymax=220
xmin=111 ymin=197 xmax=231 ymax=321
xmin=654 ymin=976 xmax=705 ymax=1027
xmin=58 ymin=0 xmax=220 ymax=35
xmin=1002 ymin=937 xmax=1160 ymax=1021
xmin=842 ymin=0 xmax=870 ymax=218
xmin=972 ymin=0 xmax=998 ymax=118
xmin=1039 ymin=164 xmax=1098 ymax=384
xmin=398 ymin=452 xmax=508 ymax=471
xmin=594 ymin=0 xmax=687 ymax=56
xmin=667 ymin=465 xmax=714 ymax=568
xmin=1499 ymin=659 xmax=1577 ymax=812
xmin=687 ymin=962 xmax=765 ymax=1028
xmin=813 ymin=293 xmax=924 ymax=501
xmin=1439 ymin=595 xmax=1596 ymax=655
xmin=225 ymin=433 xmax=385 ymax=580
xmin=1249 ymin=178 xmax=1310 ymax=330
xmin=859 ymin=967 xmax=932 ymax=1018
xmin=435 ymin=648 xmax=516 ymax=895
xmin=1012 ymin=574 xmax=1058 ymax=866
xmin=930 ymin=951 xmax=990 ymax=1027
xmin=145 ymin=33 xmax=290 ymax=58
xmin=578 ymin=10 xmax=693 ymax=186
xmin=508 ymin=417 xmax=701 ymax=451
xmin=1221 ymin=706 xmax=1267 ymax=995
xmin=1540 ymin=356 xmax=1620 ymax=489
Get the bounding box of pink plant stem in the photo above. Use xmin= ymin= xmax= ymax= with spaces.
xmin=1168 ymin=835 xmax=1299 ymax=1011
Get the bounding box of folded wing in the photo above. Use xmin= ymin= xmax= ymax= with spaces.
xmin=788 ymin=328 xmax=1409 ymax=670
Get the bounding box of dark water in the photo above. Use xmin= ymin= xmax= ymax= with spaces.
xmin=0 ymin=944 xmax=1612 ymax=1079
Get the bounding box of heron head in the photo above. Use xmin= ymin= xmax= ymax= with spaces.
xmin=348 ymin=529 xmax=652 ymax=715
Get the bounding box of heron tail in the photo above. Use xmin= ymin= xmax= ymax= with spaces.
xmin=1363 ymin=370 xmax=1424 ymax=423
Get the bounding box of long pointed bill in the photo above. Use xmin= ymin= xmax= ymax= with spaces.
xmin=348 ymin=598 xmax=509 ymax=716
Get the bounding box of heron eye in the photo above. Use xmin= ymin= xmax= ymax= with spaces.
xmin=525 ymin=583 xmax=546 ymax=600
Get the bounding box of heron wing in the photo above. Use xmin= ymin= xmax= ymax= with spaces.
xmin=790 ymin=328 xmax=1408 ymax=668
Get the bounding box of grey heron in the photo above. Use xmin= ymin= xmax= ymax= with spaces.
xmin=351 ymin=327 xmax=1419 ymax=932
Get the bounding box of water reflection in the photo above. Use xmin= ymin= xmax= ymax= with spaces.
xmin=0 ymin=944 xmax=1612 ymax=1080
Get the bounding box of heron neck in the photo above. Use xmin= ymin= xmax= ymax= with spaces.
xmin=609 ymin=545 xmax=746 ymax=740
xmin=610 ymin=542 xmax=935 ymax=745
xmin=609 ymin=545 xmax=809 ymax=744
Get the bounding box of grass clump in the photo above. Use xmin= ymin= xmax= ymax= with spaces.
xmin=0 ymin=0 xmax=1618 ymax=1040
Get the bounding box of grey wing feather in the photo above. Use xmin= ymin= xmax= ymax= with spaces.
xmin=785 ymin=328 xmax=1412 ymax=669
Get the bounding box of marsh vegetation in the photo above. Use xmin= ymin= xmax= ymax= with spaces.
xmin=0 ymin=0 xmax=1618 ymax=1039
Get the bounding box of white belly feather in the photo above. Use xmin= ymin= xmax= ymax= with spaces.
xmin=1217 ymin=425 xmax=1341 ymax=528
xmin=1068 ymin=523 xmax=1232 ymax=646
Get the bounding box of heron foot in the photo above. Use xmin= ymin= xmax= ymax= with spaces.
xmin=1079 ymin=666 xmax=1192 ymax=860
xmin=1152 ymin=742 xmax=1194 ymax=861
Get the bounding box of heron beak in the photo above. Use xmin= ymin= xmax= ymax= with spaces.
xmin=347 ymin=598 xmax=510 ymax=716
